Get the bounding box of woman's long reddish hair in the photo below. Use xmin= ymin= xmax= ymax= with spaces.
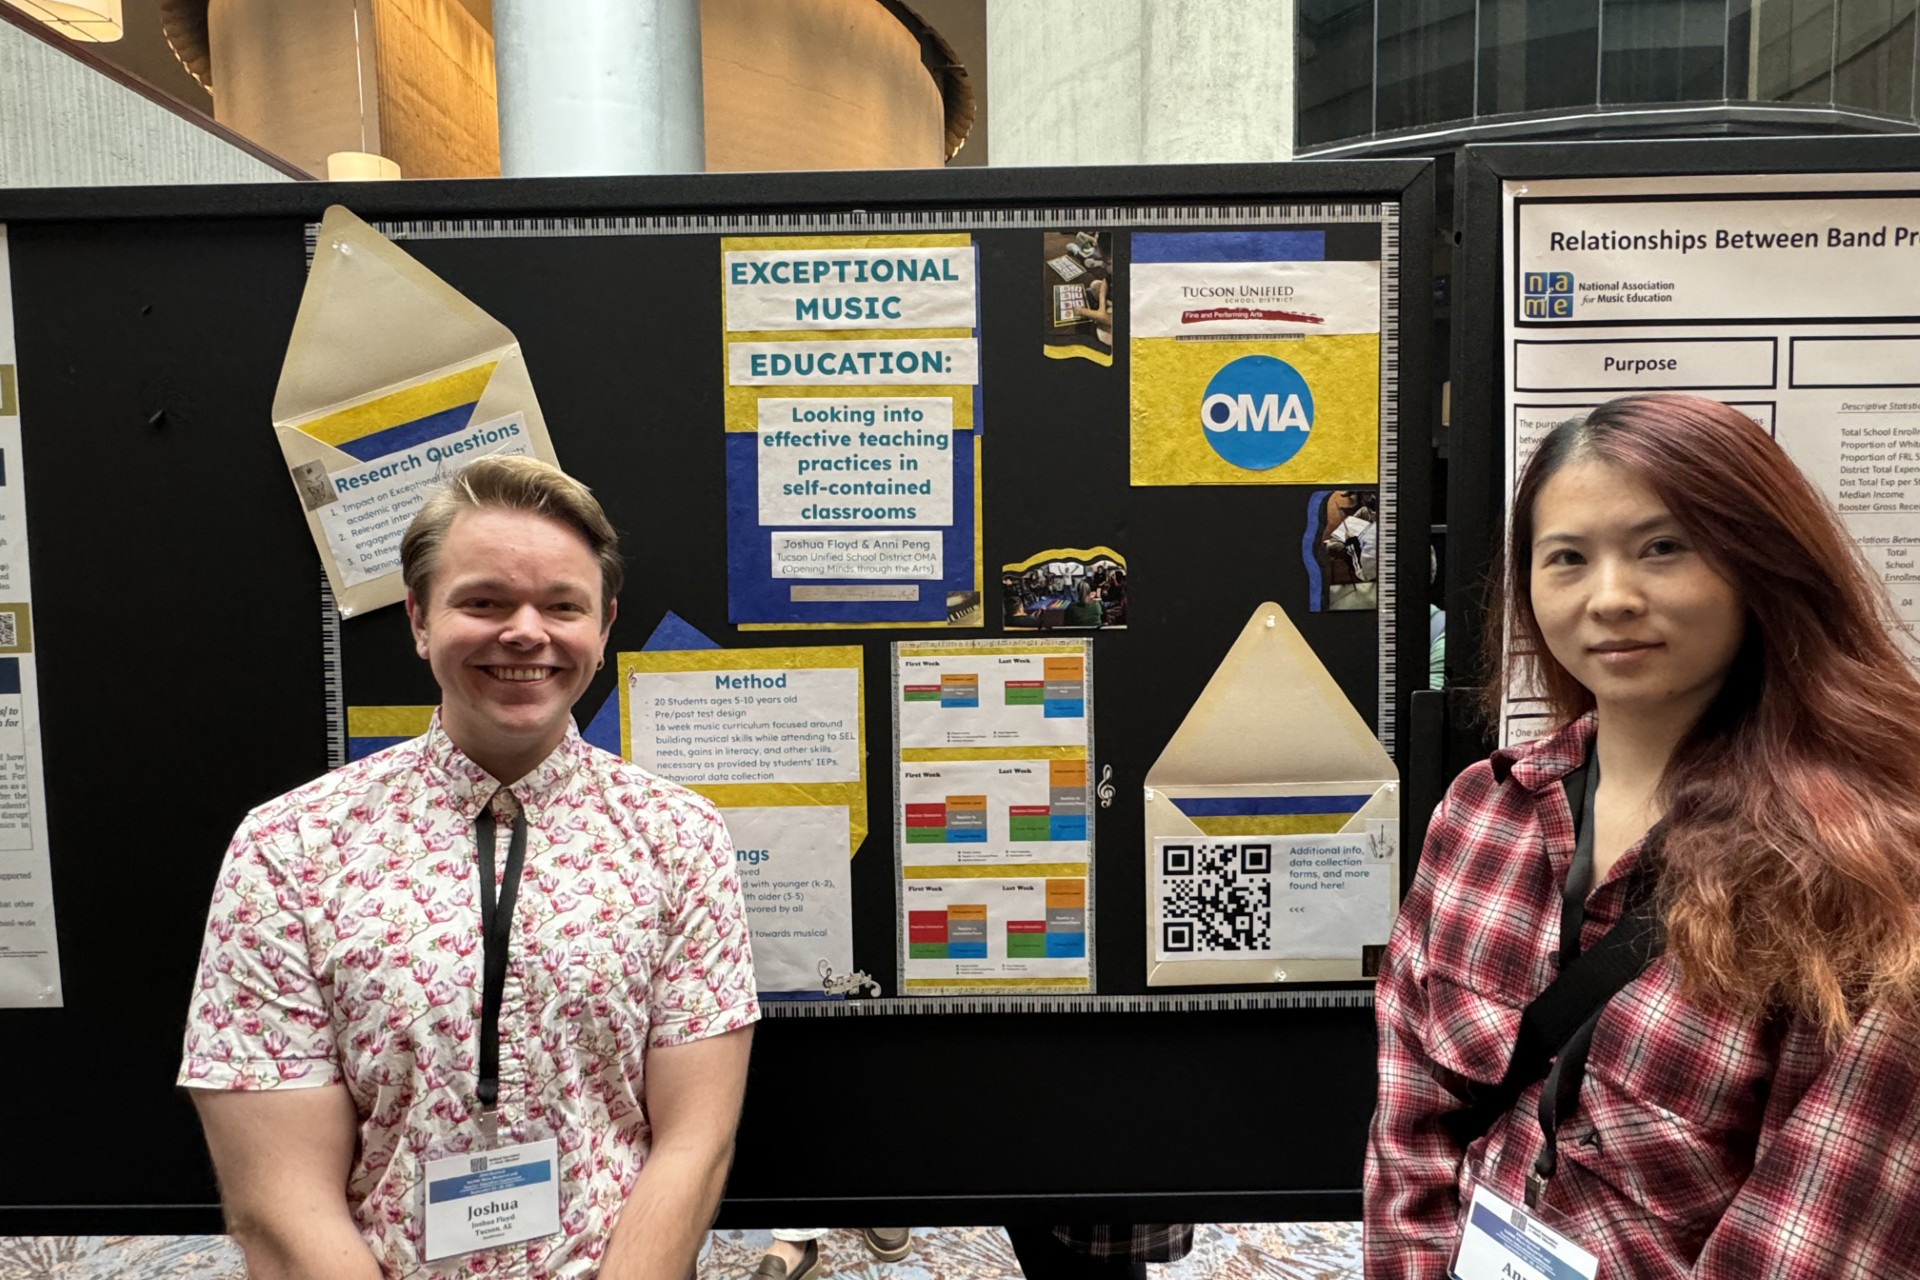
xmin=1487 ymin=394 xmax=1920 ymax=1040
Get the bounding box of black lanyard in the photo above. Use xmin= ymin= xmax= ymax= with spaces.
xmin=1524 ymin=747 xmax=1601 ymax=1207
xmin=474 ymin=794 xmax=528 ymax=1112
xmin=1527 ymin=748 xmax=1663 ymax=1209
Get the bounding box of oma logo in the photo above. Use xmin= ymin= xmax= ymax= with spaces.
xmin=1200 ymin=354 xmax=1314 ymax=470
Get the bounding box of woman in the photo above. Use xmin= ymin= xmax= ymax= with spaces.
xmin=1365 ymin=394 xmax=1920 ymax=1277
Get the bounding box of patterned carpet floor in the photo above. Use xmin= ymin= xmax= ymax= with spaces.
xmin=0 ymin=1224 xmax=1363 ymax=1279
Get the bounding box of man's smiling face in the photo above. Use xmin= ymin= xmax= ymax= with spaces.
xmin=405 ymin=506 xmax=614 ymax=782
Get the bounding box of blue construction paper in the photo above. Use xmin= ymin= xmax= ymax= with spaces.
xmin=580 ymin=612 xmax=719 ymax=753
xmin=1132 ymin=231 xmax=1326 ymax=263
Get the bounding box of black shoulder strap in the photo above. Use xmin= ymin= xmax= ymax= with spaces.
xmin=1437 ymin=866 xmax=1663 ymax=1148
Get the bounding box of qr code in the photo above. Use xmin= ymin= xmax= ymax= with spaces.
xmin=470 ymin=1156 xmax=490 ymax=1173
xmin=0 ymin=612 xmax=17 ymax=649
xmin=1159 ymin=841 xmax=1272 ymax=955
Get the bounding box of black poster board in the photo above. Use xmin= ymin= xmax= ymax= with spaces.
xmin=0 ymin=162 xmax=1432 ymax=1233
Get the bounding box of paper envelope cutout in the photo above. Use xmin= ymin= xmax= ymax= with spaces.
xmin=272 ymin=205 xmax=559 ymax=617
xmin=1143 ymin=601 xmax=1399 ymax=986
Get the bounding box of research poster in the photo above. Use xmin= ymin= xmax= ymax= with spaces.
xmin=1503 ymin=173 xmax=1920 ymax=742
xmin=619 ymin=645 xmax=865 ymax=997
xmin=722 ymin=235 xmax=984 ymax=629
xmin=894 ymin=639 xmax=1093 ymax=994
xmin=0 ymin=227 xmax=61 ymax=1008
xmin=1130 ymin=229 xmax=1383 ymax=486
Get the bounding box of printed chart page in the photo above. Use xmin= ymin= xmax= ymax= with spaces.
xmin=1504 ymin=173 xmax=1920 ymax=740
xmin=893 ymin=639 xmax=1093 ymax=994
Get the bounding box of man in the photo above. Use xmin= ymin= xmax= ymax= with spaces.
xmin=180 ymin=455 xmax=757 ymax=1278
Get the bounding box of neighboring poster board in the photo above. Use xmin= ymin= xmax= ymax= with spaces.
xmin=1500 ymin=170 xmax=1920 ymax=741
xmin=0 ymin=226 xmax=58 ymax=1009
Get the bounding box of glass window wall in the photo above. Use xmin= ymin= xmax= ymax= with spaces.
xmin=1297 ymin=0 xmax=1920 ymax=147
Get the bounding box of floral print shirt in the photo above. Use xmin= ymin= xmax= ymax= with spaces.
xmin=180 ymin=715 xmax=759 ymax=1278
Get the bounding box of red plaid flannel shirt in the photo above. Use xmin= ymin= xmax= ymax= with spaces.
xmin=1365 ymin=716 xmax=1920 ymax=1278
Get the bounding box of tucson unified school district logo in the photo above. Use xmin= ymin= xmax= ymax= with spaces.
xmin=1522 ymin=270 xmax=1574 ymax=318
xmin=1200 ymin=354 xmax=1315 ymax=470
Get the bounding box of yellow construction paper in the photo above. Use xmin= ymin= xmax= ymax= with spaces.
xmin=1130 ymin=333 xmax=1380 ymax=486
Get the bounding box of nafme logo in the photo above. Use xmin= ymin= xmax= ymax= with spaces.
xmin=1200 ymin=355 xmax=1314 ymax=470
xmin=1522 ymin=270 xmax=1574 ymax=319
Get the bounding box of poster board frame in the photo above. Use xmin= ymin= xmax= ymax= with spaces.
xmin=0 ymin=159 xmax=1432 ymax=1231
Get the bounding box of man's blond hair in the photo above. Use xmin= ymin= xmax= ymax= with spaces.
xmin=401 ymin=456 xmax=622 ymax=613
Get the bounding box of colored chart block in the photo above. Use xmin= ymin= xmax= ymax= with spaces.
xmin=1041 ymin=656 xmax=1086 ymax=718
xmin=1045 ymin=879 xmax=1087 ymax=909
xmin=903 ymin=684 xmax=940 ymax=703
xmin=909 ymin=905 xmax=951 ymax=956
xmin=908 ymin=910 xmax=949 ymax=944
xmin=1049 ymin=814 xmax=1088 ymax=840
xmin=906 ymin=802 xmax=948 ymax=842
xmin=948 ymin=902 xmax=987 ymax=956
xmin=1049 ymin=758 xmax=1089 ymax=788
xmin=944 ymin=794 xmax=987 ymax=843
xmin=1043 ymin=656 xmax=1085 ymax=682
xmin=1009 ymin=804 xmax=1053 ymax=841
xmin=940 ymin=673 xmax=980 ymax=708
xmin=1043 ymin=881 xmax=1088 ymax=955
xmin=1004 ymin=679 xmax=1044 ymax=705
xmin=1007 ymin=919 xmax=1047 ymax=957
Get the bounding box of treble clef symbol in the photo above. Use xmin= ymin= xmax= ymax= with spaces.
xmin=1096 ymin=764 xmax=1116 ymax=809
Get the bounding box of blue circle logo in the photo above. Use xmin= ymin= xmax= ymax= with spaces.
xmin=1199 ymin=355 xmax=1314 ymax=470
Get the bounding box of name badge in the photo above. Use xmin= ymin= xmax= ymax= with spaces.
xmin=423 ymin=1139 xmax=561 ymax=1261
xmin=1451 ymin=1182 xmax=1599 ymax=1280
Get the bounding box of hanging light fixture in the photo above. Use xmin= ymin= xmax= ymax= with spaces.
xmin=3 ymin=0 xmax=123 ymax=42
xmin=326 ymin=152 xmax=402 ymax=182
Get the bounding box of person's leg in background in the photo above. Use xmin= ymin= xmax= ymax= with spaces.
xmin=861 ymin=1227 xmax=913 ymax=1262
xmin=755 ymin=1229 xmax=829 ymax=1280
xmin=752 ymin=1227 xmax=913 ymax=1279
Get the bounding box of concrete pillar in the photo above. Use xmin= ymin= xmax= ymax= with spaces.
xmin=986 ymin=0 xmax=1295 ymax=166
xmin=493 ymin=0 xmax=705 ymax=176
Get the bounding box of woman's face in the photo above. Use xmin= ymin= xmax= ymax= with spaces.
xmin=1528 ymin=458 xmax=1746 ymax=725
